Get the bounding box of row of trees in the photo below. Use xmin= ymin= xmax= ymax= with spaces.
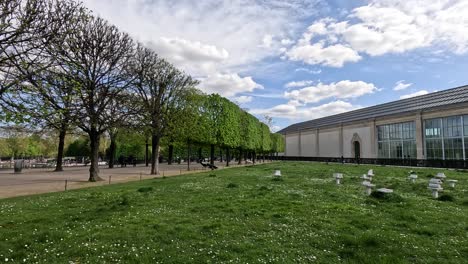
xmin=0 ymin=0 xmax=284 ymax=181
xmin=164 ymin=93 xmax=285 ymax=170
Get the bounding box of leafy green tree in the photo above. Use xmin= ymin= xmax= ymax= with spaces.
xmin=113 ymin=129 xmax=146 ymax=161
xmin=65 ymin=137 xmax=90 ymax=157
xmin=260 ymin=123 xmax=272 ymax=162
xmin=166 ymin=89 xmax=209 ymax=170
xmin=217 ymin=98 xmax=241 ymax=166
xmin=271 ymin=133 xmax=285 ymax=155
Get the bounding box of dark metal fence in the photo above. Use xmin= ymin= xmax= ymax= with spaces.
xmin=268 ymin=156 xmax=468 ymax=169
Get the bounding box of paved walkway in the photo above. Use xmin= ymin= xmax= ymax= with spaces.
xmin=0 ymin=162 xmax=259 ymax=199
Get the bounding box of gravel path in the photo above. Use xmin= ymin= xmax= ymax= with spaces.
xmin=0 ymin=162 xmax=241 ymax=198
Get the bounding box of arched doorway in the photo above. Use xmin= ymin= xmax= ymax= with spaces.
xmin=354 ymin=141 xmax=361 ymax=160
xmin=350 ymin=133 xmax=362 ymax=162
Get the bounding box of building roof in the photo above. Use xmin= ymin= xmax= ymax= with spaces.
xmin=278 ymin=85 xmax=468 ymax=134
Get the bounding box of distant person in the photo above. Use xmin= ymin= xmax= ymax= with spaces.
xmin=118 ymin=155 xmax=126 ymax=167
xmin=128 ymin=155 xmax=137 ymax=167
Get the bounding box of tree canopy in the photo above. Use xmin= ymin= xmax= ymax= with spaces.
xmin=0 ymin=0 xmax=285 ymax=181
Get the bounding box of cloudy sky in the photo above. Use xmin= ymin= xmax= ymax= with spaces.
xmin=82 ymin=0 xmax=468 ymax=132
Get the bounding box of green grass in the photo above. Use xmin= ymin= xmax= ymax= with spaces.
xmin=1 ymin=162 xmax=468 ymax=263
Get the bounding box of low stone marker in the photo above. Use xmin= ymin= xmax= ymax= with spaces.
xmin=408 ymin=174 xmax=418 ymax=183
xmin=333 ymin=173 xmax=343 ymax=185
xmin=435 ymin=172 xmax=446 ymax=181
xmin=367 ymin=169 xmax=374 ymax=177
xmin=447 ymin=179 xmax=458 ymax=188
xmin=274 ymin=170 xmax=282 ymax=177
xmin=428 ymin=178 xmax=443 ymax=198
xmin=376 ymin=188 xmax=393 ymax=194
xmin=361 ymin=174 xmax=372 ymax=181
xmin=362 ymin=181 xmax=375 ymax=195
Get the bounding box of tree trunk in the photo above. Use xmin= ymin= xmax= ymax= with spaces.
xmin=210 ymin=144 xmax=215 ymax=165
xmin=253 ymin=151 xmax=256 ymax=164
xmin=198 ymin=147 xmax=202 ymax=162
xmin=108 ymin=132 xmax=117 ymax=169
xmin=150 ymin=134 xmax=160 ymax=175
xmin=219 ymin=149 xmax=223 ymax=163
xmin=263 ymin=153 xmax=265 ymax=163
xmin=187 ymin=139 xmax=191 ymax=171
xmin=88 ymin=130 xmax=103 ymax=182
xmin=54 ymin=123 xmax=67 ymax=172
xmin=145 ymin=138 xmax=149 ymax=167
xmin=226 ymin=148 xmax=230 ymax=167
xmin=238 ymin=149 xmax=242 ymax=165
xmin=168 ymin=144 xmax=174 ymax=165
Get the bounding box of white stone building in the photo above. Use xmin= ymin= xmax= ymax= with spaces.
xmin=279 ymin=86 xmax=468 ymax=162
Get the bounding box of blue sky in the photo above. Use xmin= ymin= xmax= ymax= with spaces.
xmin=82 ymin=0 xmax=468 ymax=131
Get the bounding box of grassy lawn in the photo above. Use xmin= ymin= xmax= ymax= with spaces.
xmin=0 ymin=162 xmax=467 ymax=263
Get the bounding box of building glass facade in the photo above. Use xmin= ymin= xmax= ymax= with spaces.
xmin=424 ymin=115 xmax=467 ymax=160
xmin=378 ymin=121 xmax=416 ymax=159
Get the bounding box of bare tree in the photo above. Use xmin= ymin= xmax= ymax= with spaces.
xmin=0 ymin=0 xmax=80 ymax=98
xmin=1 ymin=0 xmax=85 ymax=171
xmin=130 ymin=44 xmax=198 ymax=175
xmin=46 ymin=16 xmax=135 ymax=181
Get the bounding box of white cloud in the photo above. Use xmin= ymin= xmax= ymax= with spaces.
xmin=81 ymin=0 xmax=327 ymax=98
xmin=147 ymin=38 xmax=229 ymax=75
xmin=286 ymin=42 xmax=361 ymax=67
xmin=281 ymin=38 xmax=294 ymax=45
xmin=199 ymin=73 xmax=263 ymax=97
xmin=284 ymin=80 xmax=377 ymax=104
xmin=233 ymin=95 xmax=253 ymax=104
xmin=393 ymin=80 xmax=413 ymax=91
xmin=270 ymin=125 xmax=282 ymax=133
xmin=260 ymin=35 xmax=274 ymax=48
xmin=295 ymin=68 xmax=322 ymax=74
xmin=251 ymin=100 xmax=359 ymax=120
xmin=400 ymin=90 xmax=429 ymax=99
xmin=285 ymin=80 xmax=315 ymax=88
xmin=286 ymin=0 xmax=468 ymax=67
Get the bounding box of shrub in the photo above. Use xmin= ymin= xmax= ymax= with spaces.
xmin=370 ymin=191 xmax=404 ymax=203
xmin=227 ymin=183 xmax=238 ymax=188
xmin=208 ymin=174 xmax=216 ymax=177
xmin=118 ymin=195 xmax=130 ymax=206
xmin=438 ymin=194 xmax=455 ymax=202
xmin=137 ymin=187 xmax=153 ymax=193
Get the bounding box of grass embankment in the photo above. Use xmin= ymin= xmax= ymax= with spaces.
xmin=0 ymin=162 xmax=467 ymax=263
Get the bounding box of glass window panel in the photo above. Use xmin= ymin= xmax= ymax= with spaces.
xmin=425 ymin=119 xmax=440 ymax=138
xmin=378 ymin=141 xmax=389 ymax=158
xmin=444 ymin=138 xmax=464 ymax=160
xmin=443 ymin=116 xmax=462 ymax=138
xmin=378 ymin=121 xmax=416 ymax=159
xmin=389 ymin=141 xmax=402 ymax=158
xmin=390 ymin=124 xmax=402 ymax=140
xmin=403 ymin=141 xmax=416 ymax=159
xmin=465 ymin=137 xmax=468 ymax=158
xmin=464 ymin=116 xmax=468 ymax=136
xmin=426 ymin=139 xmax=443 ymax=159
xmin=384 ymin=125 xmax=389 ymax=139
